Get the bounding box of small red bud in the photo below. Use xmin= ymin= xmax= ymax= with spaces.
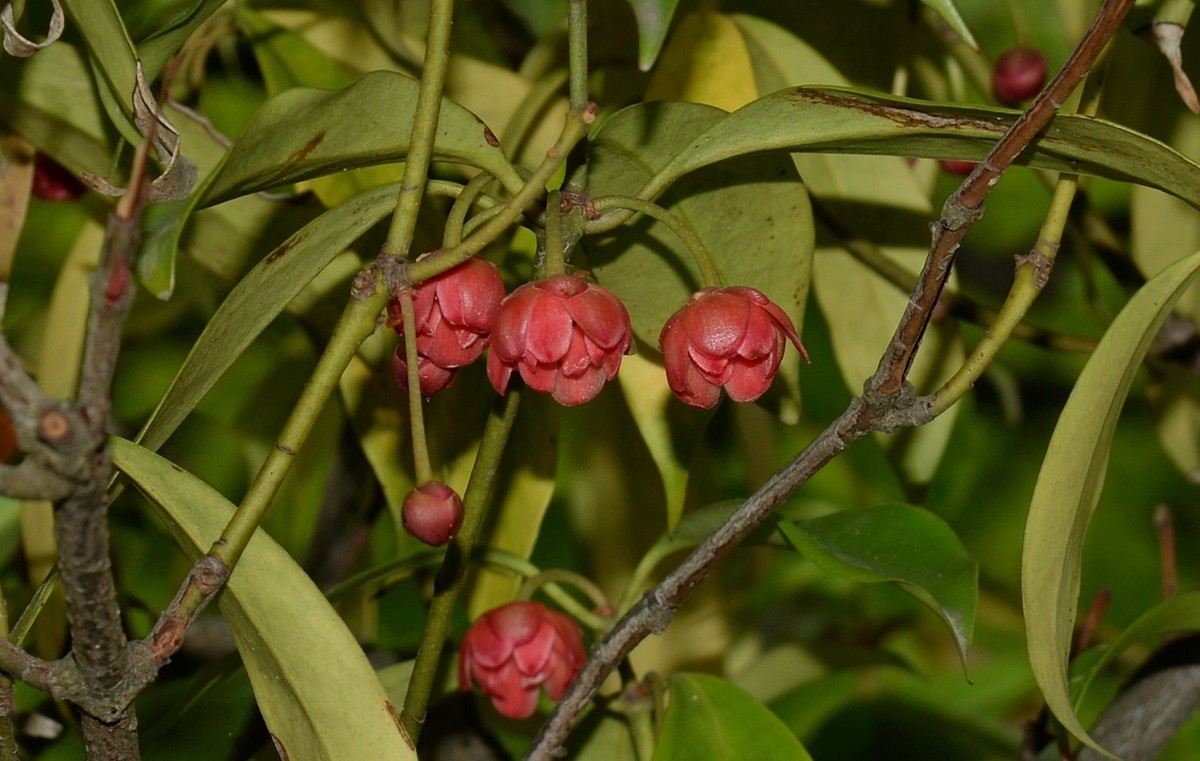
xmin=402 ymin=481 xmax=464 ymax=546
xmin=939 ymin=159 xmax=977 ymax=176
xmin=31 ymin=153 xmax=86 ymax=202
xmin=992 ymin=47 xmax=1048 ymax=107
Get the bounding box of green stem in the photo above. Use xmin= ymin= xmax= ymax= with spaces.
xmin=398 ymin=291 xmax=434 ymax=484
xmin=476 ymin=552 xmax=610 ymax=631
xmin=407 ymin=105 xmax=596 ymax=284
xmin=382 ymin=0 xmax=456 ymax=257
xmin=401 ymin=391 xmax=522 ymax=742
xmin=564 ymin=0 xmax=589 ymax=195
xmin=1004 ymin=0 xmax=1030 ymax=47
xmin=212 ymin=275 xmax=388 ymax=570
xmin=928 ymin=173 xmax=1077 ymax=418
xmin=544 ymin=191 xmax=567 ymax=276
xmin=626 ymin=694 xmax=656 ymax=761
xmin=588 ymin=195 xmax=722 ymax=288
xmin=443 ymin=172 xmax=498 ymax=248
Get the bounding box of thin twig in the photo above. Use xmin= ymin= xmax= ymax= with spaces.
xmin=524 ymin=1 xmax=1135 ymax=756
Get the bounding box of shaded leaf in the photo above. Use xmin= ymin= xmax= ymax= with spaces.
xmin=137 ymin=182 xmax=400 ymax=452
xmin=137 ymin=0 xmax=228 ymax=79
xmin=57 ymin=0 xmax=141 ymax=144
xmin=200 ymin=70 xmax=523 ymax=206
xmin=638 ymin=86 xmax=1200 ymax=211
xmin=627 ymin=0 xmax=682 ymax=71
xmin=110 ymin=438 xmax=414 ymax=761
xmin=653 ymin=672 xmax=813 ymax=761
xmin=1022 ymin=248 xmax=1200 ymax=756
xmin=1076 ymin=591 xmax=1200 ymax=710
xmin=779 ymin=504 xmax=977 ymax=669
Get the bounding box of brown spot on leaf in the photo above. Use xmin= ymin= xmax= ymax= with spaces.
xmin=483 ymin=127 xmax=500 ymax=147
xmin=265 ymin=232 xmax=308 ymax=265
xmin=286 ymin=131 xmax=326 ymax=164
xmin=387 ymin=701 xmax=415 ymax=749
xmin=270 ymin=734 xmax=289 ymax=760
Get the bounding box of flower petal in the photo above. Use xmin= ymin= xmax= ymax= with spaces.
xmin=552 ymin=365 xmax=607 ymax=406
xmin=681 ymin=291 xmax=751 ymax=358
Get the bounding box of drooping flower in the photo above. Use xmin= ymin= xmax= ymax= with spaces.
xmin=487 ymin=275 xmax=632 ymax=406
xmin=387 ymin=256 xmax=506 ymax=397
xmin=459 ymin=601 xmax=586 ymax=719
xmin=659 ymin=286 xmax=808 ymax=409
xmin=401 ymin=481 xmax=463 ymax=546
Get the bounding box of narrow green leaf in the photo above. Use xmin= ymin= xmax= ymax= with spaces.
xmin=200 ymin=70 xmax=523 ymax=206
xmin=779 ymin=504 xmax=978 ymax=669
xmin=136 ymin=182 xmax=399 ymax=452
xmin=1022 ymin=248 xmax=1200 ymax=756
xmin=58 ymin=0 xmax=141 ymax=144
xmin=110 ymin=438 xmax=415 ymax=761
xmin=626 ymin=0 xmax=683 ymax=71
xmin=653 ymin=673 xmax=813 ymax=761
xmin=920 ymin=0 xmax=978 ymax=49
xmin=640 ymin=87 xmax=1200 ymax=210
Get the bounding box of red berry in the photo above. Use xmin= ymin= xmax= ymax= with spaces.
xmin=401 ymin=481 xmax=464 ymax=546
xmin=459 ymin=601 xmax=586 ymax=719
xmin=659 ymin=287 xmax=808 ymax=409
xmin=31 ymin=153 xmax=86 ymax=202
xmin=992 ymin=47 xmax=1047 ymax=106
xmin=939 ymin=159 xmax=977 ymax=175
xmin=487 ymin=275 xmax=632 ymax=406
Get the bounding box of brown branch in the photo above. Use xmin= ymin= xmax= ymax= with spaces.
xmin=525 ymin=0 xmax=1135 ymax=757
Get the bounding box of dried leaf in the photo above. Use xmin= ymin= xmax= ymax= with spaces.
xmin=1 ymin=0 xmax=63 ymax=57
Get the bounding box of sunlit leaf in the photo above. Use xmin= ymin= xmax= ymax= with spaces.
xmin=654 ymin=673 xmax=814 ymax=761
xmin=110 ymin=438 xmax=415 ymax=761
xmin=137 ymin=182 xmax=401 ymax=452
xmin=626 ymin=0 xmax=682 ymax=71
xmin=1022 ymin=248 xmax=1200 ymax=756
xmin=643 ymin=10 xmax=756 ymax=110
xmin=200 ymin=70 xmax=523 ymax=206
xmin=779 ymin=504 xmax=978 ymax=669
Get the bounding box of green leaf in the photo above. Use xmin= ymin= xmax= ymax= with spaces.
xmin=136 ymin=182 xmax=400 ymax=452
xmin=1075 ymin=591 xmax=1200 ymax=711
xmin=637 ymin=86 xmax=1200 ymax=211
xmin=920 ymin=0 xmax=978 ymax=49
xmin=109 ymin=438 xmax=415 ymax=761
xmin=1022 ymin=248 xmax=1200 ymax=757
xmin=200 ymin=70 xmax=523 ymax=206
xmin=588 ymin=99 xmax=813 ymax=420
xmin=627 ymin=0 xmax=682 ymax=71
xmin=779 ymin=504 xmax=978 ymax=670
xmin=653 ymin=673 xmax=813 ymax=761
xmin=58 ymin=0 xmax=141 ymax=144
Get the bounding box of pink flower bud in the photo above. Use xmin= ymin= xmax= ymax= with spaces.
xmin=459 ymin=601 xmax=586 ymax=719
xmin=992 ymin=47 xmax=1047 ymax=106
xmin=401 ymin=481 xmax=463 ymax=546
xmin=659 ymin=286 xmax=808 ymax=409
xmin=487 ymin=275 xmax=632 ymax=406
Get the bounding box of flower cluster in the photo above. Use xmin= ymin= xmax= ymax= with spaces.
xmin=388 ymin=259 xmax=807 ymax=409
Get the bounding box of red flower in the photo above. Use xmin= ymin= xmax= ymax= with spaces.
xmin=401 ymin=481 xmax=463 ymax=546
xmin=659 ymin=286 xmax=808 ymax=409
xmin=388 ymin=256 xmax=506 ymax=397
xmin=487 ymin=275 xmax=631 ymax=406
xmin=459 ymin=601 xmax=585 ymax=719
